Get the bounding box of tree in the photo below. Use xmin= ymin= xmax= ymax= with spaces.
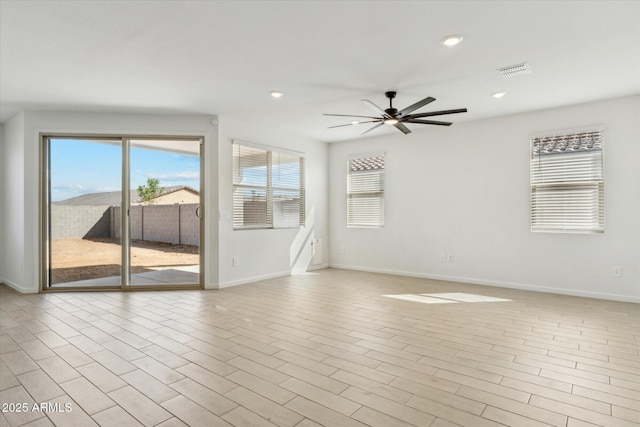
xmin=137 ymin=178 xmax=164 ymax=204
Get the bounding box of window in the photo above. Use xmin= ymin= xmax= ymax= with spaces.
xmin=530 ymin=130 xmax=604 ymax=233
xmin=232 ymin=141 xmax=304 ymax=229
xmin=347 ymin=154 xmax=385 ymax=227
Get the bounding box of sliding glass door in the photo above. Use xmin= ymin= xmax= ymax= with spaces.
xmin=46 ymin=138 xmax=123 ymax=287
xmin=43 ymin=135 xmax=203 ymax=290
xmin=128 ymin=139 xmax=201 ymax=286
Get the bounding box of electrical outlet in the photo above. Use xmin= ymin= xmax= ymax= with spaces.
xmin=233 ymin=256 xmax=239 ymax=267
xmin=612 ymin=266 xmax=622 ymax=277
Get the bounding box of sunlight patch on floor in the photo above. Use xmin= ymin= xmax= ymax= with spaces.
xmin=383 ymin=292 xmax=511 ymax=304
xmin=383 ymin=294 xmax=458 ymax=304
xmin=422 ymin=292 xmax=511 ymax=303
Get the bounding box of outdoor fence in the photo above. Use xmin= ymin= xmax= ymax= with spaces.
xmin=51 ymin=204 xmax=200 ymax=246
xmin=112 ymin=204 xmax=199 ymax=246
xmin=51 ymin=205 xmax=112 ymax=240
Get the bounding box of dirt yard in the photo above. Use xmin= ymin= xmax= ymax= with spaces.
xmin=51 ymin=238 xmax=199 ymax=284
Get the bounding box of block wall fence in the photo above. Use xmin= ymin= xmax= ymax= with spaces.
xmin=51 ymin=204 xmax=199 ymax=246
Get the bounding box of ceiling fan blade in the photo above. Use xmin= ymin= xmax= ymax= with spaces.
xmin=328 ymin=120 xmax=382 ymax=129
xmin=394 ymin=122 xmax=411 ymax=134
xmin=398 ymin=96 xmax=436 ymax=116
xmin=405 ymin=108 xmax=467 ymax=119
xmin=361 ymin=122 xmax=385 ymax=135
xmin=323 ymin=113 xmax=381 ymax=119
xmin=405 ymin=119 xmax=452 ymax=126
xmin=362 ymin=100 xmax=390 ymax=118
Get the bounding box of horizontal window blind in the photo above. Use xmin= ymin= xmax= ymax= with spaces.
xmin=347 ymin=155 xmax=384 ymax=227
xmin=272 ymin=150 xmax=305 ymax=228
xmin=530 ymin=130 xmax=604 ymax=233
xmin=233 ymin=142 xmax=304 ymax=229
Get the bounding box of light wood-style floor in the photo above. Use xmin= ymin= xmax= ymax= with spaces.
xmin=1 ymin=268 xmax=638 ymax=427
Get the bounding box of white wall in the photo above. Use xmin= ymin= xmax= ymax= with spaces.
xmin=1 ymin=114 xmax=26 ymax=291
xmin=3 ymin=111 xmax=218 ymax=293
xmin=329 ymin=96 xmax=640 ymax=302
xmin=0 ymin=124 xmax=5 ymax=282
xmin=217 ymin=116 xmax=328 ymax=287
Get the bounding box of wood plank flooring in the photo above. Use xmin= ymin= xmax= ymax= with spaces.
xmin=1 ymin=268 xmax=638 ymax=426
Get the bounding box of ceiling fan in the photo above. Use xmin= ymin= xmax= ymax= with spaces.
xmin=324 ymin=91 xmax=467 ymax=135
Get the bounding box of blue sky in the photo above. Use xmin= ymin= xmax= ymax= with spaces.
xmin=50 ymin=139 xmax=200 ymax=201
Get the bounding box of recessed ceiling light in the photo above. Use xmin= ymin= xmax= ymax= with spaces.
xmin=441 ymin=35 xmax=463 ymax=47
xmin=270 ymin=91 xmax=283 ymax=98
xmin=492 ymin=91 xmax=507 ymax=99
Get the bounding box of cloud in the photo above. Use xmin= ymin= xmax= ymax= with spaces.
xmin=52 ymin=184 xmax=86 ymax=192
xmin=52 ymin=184 xmax=119 ymax=193
xmin=146 ymin=171 xmax=199 ymax=181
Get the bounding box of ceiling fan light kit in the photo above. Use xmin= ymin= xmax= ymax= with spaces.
xmin=324 ymin=91 xmax=468 ymax=135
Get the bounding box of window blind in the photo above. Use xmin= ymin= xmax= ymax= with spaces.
xmin=530 ymin=130 xmax=604 ymax=233
xmin=347 ymin=155 xmax=385 ymax=227
xmin=272 ymin=150 xmax=305 ymax=228
xmin=233 ymin=142 xmax=304 ymax=229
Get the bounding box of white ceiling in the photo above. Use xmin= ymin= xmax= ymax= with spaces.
xmin=1 ymin=1 xmax=638 ymax=143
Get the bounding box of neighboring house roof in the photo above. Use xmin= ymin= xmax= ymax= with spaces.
xmin=53 ymin=190 xmax=139 ymax=206
xmin=160 ymin=185 xmax=199 ymax=197
xmin=54 ymin=186 xmax=199 ymax=206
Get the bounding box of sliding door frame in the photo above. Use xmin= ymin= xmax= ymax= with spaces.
xmin=40 ymin=133 xmax=204 ymax=292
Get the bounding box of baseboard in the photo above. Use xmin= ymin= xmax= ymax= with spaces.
xmin=216 ymin=264 xmax=329 ymax=289
xmin=0 ymin=277 xmax=37 ymax=294
xmin=218 ymin=270 xmax=293 ymax=289
xmin=329 ymin=264 xmax=639 ymax=303
xmin=305 ymin=263 xmax=329 ymax=272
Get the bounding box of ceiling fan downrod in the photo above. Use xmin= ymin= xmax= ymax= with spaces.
xmin=385 ymin=91 xmax=398 ymax=116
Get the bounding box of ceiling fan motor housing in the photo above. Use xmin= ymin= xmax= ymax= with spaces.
xmin=385 ymin=91 xmax=398 ymax=116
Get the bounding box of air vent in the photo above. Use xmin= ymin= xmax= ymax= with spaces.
xmin=497 ymin=62 xmax=532 ymax=78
